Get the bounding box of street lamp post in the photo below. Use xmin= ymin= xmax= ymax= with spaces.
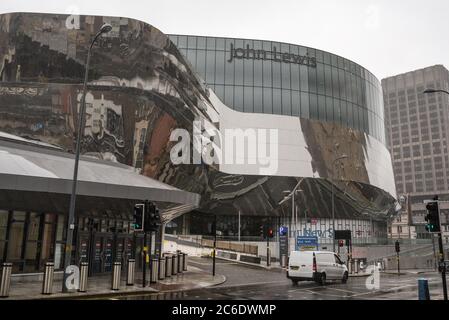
xmin=331 ymin=154 xmax=348 ymax=253
xmin=62 ymin=23 xmax=112 ymax=292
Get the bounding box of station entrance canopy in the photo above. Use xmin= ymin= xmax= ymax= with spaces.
xmin=0 ymin=134 xmax=200 ymax=222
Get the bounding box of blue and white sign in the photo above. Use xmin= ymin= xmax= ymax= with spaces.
xmin=296 ymin=236 xmax=318 ymax=251
xmin=279 ymin=226 xmax=288 ymax=236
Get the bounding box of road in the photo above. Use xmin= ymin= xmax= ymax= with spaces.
xmin=118 ymin=257 xmax=446 ymax=300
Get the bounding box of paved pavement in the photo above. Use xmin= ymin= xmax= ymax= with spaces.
xmin=2 ymin=264 xmax=225 ymax=300
xmin=117 ymin=257 xmax=447 ymax=300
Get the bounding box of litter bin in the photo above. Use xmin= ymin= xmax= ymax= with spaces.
xmin=127 ymin=259 xmax=135 ymax=286
xmin=183 ymin=253 xmax=187 ymax=271
xmin=79 ymin=262 xmax=88 ymax=292
xmin=150 ymin=257 xmax=158 ymax=283
xmin=42 ymin=262 xmax=54 ymax=295
xmin=111 ymin=262 xmax=121 ymax=290
xmin=172 ymin=253 xmax=178 ymax=275
xmin=177 ymin=252 xmax=183 ymax=273
xmin=158 ymin=258 xmax=165 ymax=280
xmin=0 ymin=262 xmax=12 ymax=298
xmin=165 ymin=255 xmax=172 ymax=278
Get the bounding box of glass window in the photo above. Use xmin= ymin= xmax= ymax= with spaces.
xmin=334 ymin=99 xmax=341 ymax=125
xmin=27 ymin=213 xmax=40 ymax=241
xmin=244 ymin=86 xmax=253 ymax=112
xmin=339 ymin=69 xmax=346 ymax=100
xmin=187 ymin=36 xmax=197 ymax=49
xmin=263 ymin=59 xmax=272 ymax=88
xmin=272 ymin=59 xmax=281 ymax=88
xmin=254 ymin=59 xmax=263 ymax=87
xmin=224 ymin=47 xmax=234 ymax=85
xmin=292 ymin=91 xmax=300 ymax=116
xmin=216 ymin=38 xmax=225 ymax=50
xmin=7 ymin=219 xmax=24 ymax=260
xmin=324 ymin=64 xmax=333 ymax=97
xmin=309 ymin=94 xmax=318 ymax=120
xmin=263 ymin=88 xmax=272 ymax=114
xmin=331 ymin=66 xmax=340 ymax=99
xmin=282 ymin=90 xmax=292 ymax=115
xmin=326 ymin=96 xmax=334 ymax=122
xmin=300 ymin=92 xmax=309 ymax=119
xmin=318 ymin=95 xmax=326 ymax=121
xmin=308 ymin=66 xmax=317 ymax=94
xmin=233 ymin=86 xmax=243 ymax=111
xmin=254 ymin=87 xmax=263 ymax=113
xmin=273 ymin=88 xmax=282 ymax=114
xmin=281 ymin=61 xmax=290 ymax=90
xmin=234 ymin=57 xmax=244 ymax=86
xmin=290 ymin=64 xmax=300 ymax=91
xmin=177 ymin=36 xmax=187 ymax=48
xmin=196 ymin=37 xmax=206 ymax=49
xmin=205 ymin=50 xmax=215 ymax=84
xmin=341 ymin=100 xmax=348 ymax=126
xmin=195 ymin=49 xmax=206 ymax=78
xmin=186 ymin=49 xmax=197 ymax=70
xmin=316 ymin=63 xmax=325 ymax=95
xmin=0 ymin=210 xmax=8 ymax=241
xmin=243 ymin=58 xmax=253 ymax=86
xmin=206 ymin=37 xmax=215 ymax=49
xmin=299 ymin=65 xmax=309 ymax=92
xmin=56 ymin=216 xmax=65 ymax=242
xmin=214 ymin=51 xmax=225 ymax=85
xmin=224 ymin=86 xmax=234 ymax=107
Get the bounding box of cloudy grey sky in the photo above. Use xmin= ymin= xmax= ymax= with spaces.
xmin=1 ymin=0 xmax=448 ymax=80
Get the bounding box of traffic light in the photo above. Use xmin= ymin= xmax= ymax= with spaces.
xmin=395 ymin=240 xmax=400 ymax=253
xmin=338 ymin=240 xmax=344 ymax=247
xmin=425 ymin=199 xmax=441 ymax=233
xmin=267 ymin=228 xmax=274 ymax=238
xmin=144 ymin=200 xmax=161 ymax=232
xmin=133 ymin=203 xmax=144 ymax=231
xmin=259 ymin=225 xmax=265 ymax=237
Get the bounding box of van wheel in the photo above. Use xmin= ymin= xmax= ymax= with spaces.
xmin=342 ymin=272 xmax=348 ymax=284
xmin=319 ymin=273 xmax=326 ymax=285
xmin=291 ymin=279 xmax=298 ymax=286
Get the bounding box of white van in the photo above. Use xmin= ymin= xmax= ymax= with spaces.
xmin=286 ymin=250 xmax=348 ymax=285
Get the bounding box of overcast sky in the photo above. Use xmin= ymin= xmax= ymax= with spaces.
xmin=1 ymin=0 xmax=448 ymax=80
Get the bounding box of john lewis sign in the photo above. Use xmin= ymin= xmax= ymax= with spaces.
xmin=228 ymin=43 xmax=317 ymax=68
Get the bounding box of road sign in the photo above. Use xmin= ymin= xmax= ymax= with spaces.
xmin=296 ymin=236 xmax=318 ymax=251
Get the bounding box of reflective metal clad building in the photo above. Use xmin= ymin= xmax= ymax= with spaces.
xmin=0 ymin=13 xmax=397 ymax=226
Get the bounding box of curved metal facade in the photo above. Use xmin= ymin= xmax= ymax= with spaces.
xmin=0 ymin=12 xmax=397 ymax=224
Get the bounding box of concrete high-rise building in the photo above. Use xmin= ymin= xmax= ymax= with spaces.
xmin=383 ymin=65 xmax=449 ymax=241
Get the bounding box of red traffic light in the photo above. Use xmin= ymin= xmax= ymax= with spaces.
xmin=338 ymin=240 xmax=344 ymax=247
xmin=268 ymin=228 xmax=274 ymax=238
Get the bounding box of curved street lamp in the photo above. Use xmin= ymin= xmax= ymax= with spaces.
xmin=63 ymin=23 xmax=112 ymax=292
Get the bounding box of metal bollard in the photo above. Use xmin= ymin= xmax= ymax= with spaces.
xmin=354 ymin=259 xmax=359 ymax=274
xmin=281 ymin=254 xmax=287 ymax=268
xmin=172 ymin=253 xmax=178 ymax=275
xmin=158 ymin=258 xmax=165 ymax=280
xmin=127 ymin=259 xmax=135 ymax=286
xmin=0 ymin=262 xmax=13 ymax=298
xmin=78 ymin=262 xmax=88 ymax=292
xmin=42 ymin=262 xmax=54 ymax=295
xmin=111 ymin=262 xmax=121 ymax=290
xmin=418 ymin=278 xmax=430 ymax=300
xmin=177 ymin=252 xmax=183 ymax=273
xmin=165 ymin=255 xmax=172 ymax=278
xmin=183 ymin=253 xmax=188 ymax=271
xmin=150 ymin=258 xmax=158 ymax=283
